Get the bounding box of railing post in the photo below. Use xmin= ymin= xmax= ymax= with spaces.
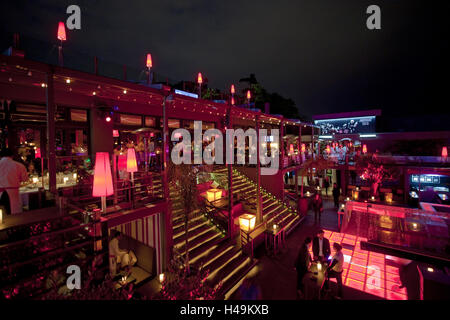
xmin=45 ymin=70 xmax=57 ymax=194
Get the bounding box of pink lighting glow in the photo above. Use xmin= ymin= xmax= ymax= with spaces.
xmin=326 ymin=145 xmax=331 ymax=154
xmin=35 ymin=147 xmax=41 ymax=159
xmin=146 ymin=53 xmax=153 ymax=68
xmin=230 ymin=84 xmax=235 ymax=94
xmin=92 ymin=152 xmax=114 ymax=197
xmin=362 ymin=144 xmax=367 ymax=154
xmin=126 ymin=148 xmax=138 ymax=173
xmin=308 ymin=229 xmax=407 ymax=300
xmin=246 ymin=90 xmax=251 ymax=100
xmin=197 ymin=72 xmax=203 ymax=84
xmin=113 ymin=129 xmax=119 ymax=137
xmin=301 ymin=144 xmax=306 ymax=153
xmin=57 ymin=22 xmax=66 ymax=41
xmin=442 ymin=146 xmax=448 ymax=158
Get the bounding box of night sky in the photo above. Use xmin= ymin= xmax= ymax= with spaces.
xmin=1 ymin=0 xmax=449 ymax=130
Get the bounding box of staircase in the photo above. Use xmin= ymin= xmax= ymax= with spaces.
xmin=224 ymin=167 xmax=302 ymax=234
xmin=169 ymin=183 xmax=256 ymax=299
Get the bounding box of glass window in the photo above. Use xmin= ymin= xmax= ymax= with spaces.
xmin=145 ymin=117 xmax=156 ymax=127
xmin=120 ymin=114 xmax=142 ymax=126
xmin=71 ymin=109 xmax=87 ymax=122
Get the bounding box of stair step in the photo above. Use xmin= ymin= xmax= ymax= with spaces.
xmin=206 ymin=248 xmax=243 ymax=282
xmin=173 ymin=218 xmax=208 ymax=238
xmin=187 ymin=237 xmax=226 ymax=263
xmin=218 ymin=257 xmax=254 ymax=297
xmin=178 ymin=230 xmax=223 ymax=256
xmin=173 ymin=224 xmax=217 ymax=248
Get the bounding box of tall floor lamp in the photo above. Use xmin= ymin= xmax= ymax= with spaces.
xmin=92 ymin=152 xmax=114 ymax=213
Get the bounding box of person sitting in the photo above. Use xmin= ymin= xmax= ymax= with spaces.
xmin=108 ymin=231 xmax=137 ymax=277
xmin=324 ymin=242 xmax=344 ymax=299
xmin=313 ymin=229 xmax=331 ymax=263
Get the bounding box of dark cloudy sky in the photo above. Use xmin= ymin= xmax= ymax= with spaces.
xmin=1 ymin=0 xmax=449 ymax=125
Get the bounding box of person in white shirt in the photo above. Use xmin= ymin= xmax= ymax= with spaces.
xmin=324 ymin=242 xmax=344 ymax=299
xmin=109 ymin=231 xmax=137 ymax=276
xmin=0 ymin=148 xmax=29 ymax=215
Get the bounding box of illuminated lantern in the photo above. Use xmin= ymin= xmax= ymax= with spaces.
xmin=301 ymin=144 xmax=306 ymax=153
xmin=206 ymin=189 xmax=222 ymax=202
xmin=57 ymin=21 xmax=66 ymax=41
xmin=92 ymin=152 xmax=114 ymax=212
xmin=442 ymin=146 xmax=448 ymax=158
xmin=352 ymin=189 xmax=359 ymax=200
xmin=35 ymin=147 xmax=41 ymax=159
xmin=150 ymin=132 xmax=155 ymax=137
xmin=197 ymin=72 xmax=203 ymax=84
xmin=349 ymin=142 xmax=353 ymax=147
xmin=326 ymin=145 xmax=331 ymax=154
xmin=385 ymin=192 xmax=393 ymax=203
xmin=159 ymin=273 xmax=165 ymax=283
xmin=246 ymin=90 xmax=251 ymax=100
xmin=231 ymin=96 xmax=235 ymax=105
xmin=239 ymin=214 xmax=256 ymax=232
xmin=362 ymin=144 xmax=367 ymax=154
xmin=127 ymin=148 xmax=138 ymax=173
xmin=230 ymin=84 xmax=235 ymax=94
xmin=113 ymin=129 xmax=119 ymax=137
xmin=289 ymin=144 xmax=294 ymax=155
xmin=146 ymin=53 xmax=153 ymax=68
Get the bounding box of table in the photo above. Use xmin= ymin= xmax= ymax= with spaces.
xmin=264 ymin=225 xmax=286 ymax=256
xmin=303 ymin=261 xmax=327 ymax=300
xmin=114 ymin=274 xmax=136 ymax=289
xmin=209 ymin=197 xmax=229 ymax=210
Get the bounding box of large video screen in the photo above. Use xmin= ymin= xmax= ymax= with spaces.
xmin=314 ymin=116 xmax=376 ymax=135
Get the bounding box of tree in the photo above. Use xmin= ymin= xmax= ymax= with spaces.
xmin=155 ymin=256 xmax=221 ymax=300
xmin=168 ymin=164 xmax=213 ymax=273
xmin=356 ymin=154 xmax=398 ymax=197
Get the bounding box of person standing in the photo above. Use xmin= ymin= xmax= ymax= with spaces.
xmin=312 ymin=193 xmax=323 ymax=224
xmin=313 ymin=229 xmax=331 ymax=262
xmin=323 ymin=177 xmax=330 ymax=196
xmin=324 ymin=242 xmax=344 ymax=299
xmin=332 ymin=183 xmax=340 ymax=209
xmin=294 ymin=237 xmax=312 ymax=299
xmin=0 ymin=148 xmax=29 ymax=215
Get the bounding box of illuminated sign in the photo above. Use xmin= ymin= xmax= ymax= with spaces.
xmin=411 ymin=175 xmax=440 ymax=184
xmin=314 ymin=116 xmax=376 ymax=134
xmin=174 ymin=89 xmax=198 ymax=99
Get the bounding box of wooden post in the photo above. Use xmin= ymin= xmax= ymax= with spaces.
xmin=162 ymin=95 xmax=172 ymax=267
xmin=45 ymin=70 xmax=57 ymax=194
xmin=256 ymin=115 xmax=262 ymax=224
xmin=227 ymin=106 xmax=233 ymax=238
xmin=280 ymin=120 xmax=285 ymax=202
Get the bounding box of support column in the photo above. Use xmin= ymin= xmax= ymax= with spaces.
xmin=256 ymin=115 xmax=262 ymax=224
xmin=311 ymin=126 xmax=315 ymax=160
xmin=45 ymin=71 xmax=57 ymax=194
xmin=162 ymin=96 xmax=172 ymax=267
xmin=227 ymin=106 xmax=234 ymax=238
xmin=280 ymin=120 xmax=285 ymax=203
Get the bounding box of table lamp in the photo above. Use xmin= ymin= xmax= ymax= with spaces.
xmin=239 ymin=214 xmax=256 ymax=232
xmin=0 ymin=208 xmax=3 ymax=224
xmin=317 ymin=262 xmax=322 ymax=271
xmin=127 ymin=148 xmax=138 ymax=183
xmin=92 ymin=152 xmax=114 ymax=213
xmin=206 ymin=189 xmax=222 ymax=202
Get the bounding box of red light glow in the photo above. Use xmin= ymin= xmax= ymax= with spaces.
xmin=246 ymin=90 xmax=251 ymax=100
xmin=326 ymin=145 xmax=331 ymax=154
xmin=113 ymin=129 xmax=119 ymax=137
xmin=57 ymin=22 xmax=66 ymax=41
xmin=362 ymin=144 xmax=367 ymax=154
xmin=146 ymin=53 xmax=153 ymax=68
xmin=197 ymin=72 xmax=203 ymax=84
xmin=308 ymin=229 xmax=407 ymax=300
xmin=126 ymin=148 xmax=138 ymax=173
xmin=231 ymin=97 xmax=235 ymax=105
xmin=105 ymin=116 xmax=112 ymax=122
xmin=230 ymin=84 xmax=235 ymax=94
xmin=301 ymin=144 xmax=306 ymax=153
xmin=442 ymin=146 xmax=448 ymax=158
xmin=92 ymin=152 xmax=114 ymax=197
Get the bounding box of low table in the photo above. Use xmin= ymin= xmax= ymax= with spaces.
xmin=303 ymin=261 xmax=327 ymax=300
xmin=114 ymin=274 xmax=137 ymax=289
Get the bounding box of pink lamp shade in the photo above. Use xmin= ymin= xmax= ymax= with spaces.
xmin=146 ymin=53 xmax=153 ymax=68
xmin=92 ymin=152 xmax=114 ymax=197
xmin=230 ymin=84 xmax=235 ymax=94
xmin=57 ymin=22 xmax=66 ymax=41
xmin=301 ymin=144 xmax=306 ymax=153
xmin=197 ymin=72 xmax=203 ymax=84
xmin=35 ymin=147 xmax=41 ymax=159
xmin=442 ymin=146 xmax=448 ymax=158
xmin=362 ymin=144 xmax=367 ymax=154
xmin=127 ymin=148 xmax=138 ymax=173
xmin=117 ymin=154 xmax=127 ymax=171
